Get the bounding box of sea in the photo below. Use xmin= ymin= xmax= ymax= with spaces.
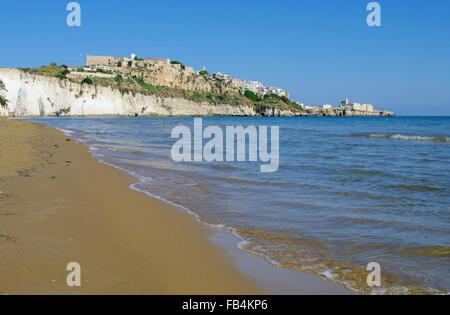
xmin=25 ymin=116 xmax=450 ymax=294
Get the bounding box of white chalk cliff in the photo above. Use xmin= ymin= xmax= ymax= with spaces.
xmin=0 ymin=68 xmax=298 ymax=117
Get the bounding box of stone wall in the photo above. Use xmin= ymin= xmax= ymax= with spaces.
xmin=86 ymin=56 xmax=113 ymax=67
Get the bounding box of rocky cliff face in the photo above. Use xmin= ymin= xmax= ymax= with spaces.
xmin=0 ymin=68 xmax=394 ymax=117
xmin=88 ymin=62 xmax=240 ymax=95
xmin=1 ymin=68 xmax=287 ymax=117
xmin=131 ymin=64 xmax=225 ymax=94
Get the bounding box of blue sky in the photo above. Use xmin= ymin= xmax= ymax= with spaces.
xmin=1 ymin=0 xmax=449 ymax=115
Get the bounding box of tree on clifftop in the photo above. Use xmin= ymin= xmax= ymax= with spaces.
xmin=81 ymin=77 xmax=93 ymax=85
xmin=244 ymin=90 xmax=260 ymax=102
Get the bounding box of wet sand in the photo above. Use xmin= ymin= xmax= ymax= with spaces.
xmin=211 ymin=230 xmax=353 ymax=295
xmin=0 ymin=118 xmax=262 ymax=294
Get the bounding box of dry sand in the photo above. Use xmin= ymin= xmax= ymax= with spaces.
xmin=0 ymin=118 xmax=262 ymax=294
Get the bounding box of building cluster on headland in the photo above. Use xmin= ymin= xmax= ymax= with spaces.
xmin=300 ymin=98 xmax=394 ymax=117
xmin=83 ymin=54 xmax=393 ymax=116
xmin=208 ymin=72 xmax=289 ymax=98
xmin=85 ymin=54 xmax=290 ymax=98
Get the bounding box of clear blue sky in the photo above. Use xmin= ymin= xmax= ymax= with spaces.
xmin=1 ymin=0 xmax=449 ymax=115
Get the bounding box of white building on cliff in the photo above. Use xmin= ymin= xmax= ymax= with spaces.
xmin=340 ymin=98 xmax=374 ymax=112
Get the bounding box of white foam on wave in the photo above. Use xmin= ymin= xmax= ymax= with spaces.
xmin=322 ymin=270 xmax=335 ymax=280
xmin=391 ymin=134 xmax=449 ymax=142
xmin=369 ymin=133 xmax=450 ymax=143
xmin=56 ymin=128 xmax=75 ymax=136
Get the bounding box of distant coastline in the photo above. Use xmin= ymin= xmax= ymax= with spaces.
xmin=0 ymin=63 xmax=394 ymax=117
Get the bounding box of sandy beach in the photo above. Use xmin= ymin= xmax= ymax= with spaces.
xmin=0 ymin=118 xmax=262 ymax=294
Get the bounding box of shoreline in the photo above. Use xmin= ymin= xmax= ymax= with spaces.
xmin=51 ymin=119 xmax=354 ymax=295
xmin=0 ymin=118 xmax=352 ymax=295
xmin=0 ymin=118 xmax=262 ymax=294
xmin=88 ymin=149 xmax=353 ymax=295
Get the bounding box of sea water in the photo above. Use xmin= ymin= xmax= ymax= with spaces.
xmin=26 ymin=116 xmax=450 ymax=294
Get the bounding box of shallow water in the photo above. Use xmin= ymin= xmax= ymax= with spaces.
xmin=27 ymin=116 xmax=450 ymax=294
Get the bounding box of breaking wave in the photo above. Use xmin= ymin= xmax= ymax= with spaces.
xmin=351 ymin=133 xmax=450 ymax=143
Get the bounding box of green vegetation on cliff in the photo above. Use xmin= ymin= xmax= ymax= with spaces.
xmin=81 ymin=77 xmax=94 ymax=85
xmin=0 ymin=96 xmax=6 ymax=108
xmin=170 ymin=61 xmax=186 ymax=70
xmin=19 ymin=63 xmax=68 ymax=78
xmin=0 ymin=79 xmax=7 ymax=108
xmin=17 ymin=65 xmax=303 ymax=114
xmin=244 ymin=90 xmax=259 ymax=102
xmin=114 ymin=74 xmax=124 ymax=83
